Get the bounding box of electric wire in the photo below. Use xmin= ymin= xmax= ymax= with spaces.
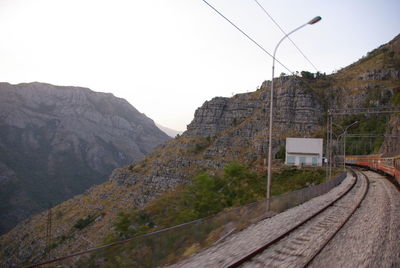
xmin=201 ymin=0 xmax=323 ymax=97
xmin=201 ymin=0 xmax=295 ymax=75
xmin=253 ymin=0 xmax=320 ymax=72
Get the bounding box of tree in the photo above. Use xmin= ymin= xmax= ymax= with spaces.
xmin=275 ymin=145 xmax=286 ymax=159
xmin=301 ymin=71 xmax=314 ymax=79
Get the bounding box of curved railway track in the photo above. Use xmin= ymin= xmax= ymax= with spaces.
xmin=227 ymin=168 xmax=369 ymax=268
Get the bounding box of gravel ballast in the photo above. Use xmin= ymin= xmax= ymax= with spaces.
xmin=309 ymin=171 xmax=400 ymax=268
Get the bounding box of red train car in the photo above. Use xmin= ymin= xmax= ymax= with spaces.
xmin=395 ymin=156 xmax=400 ymax=184
xmin=345 ymin=154 xmax=400 ymax=186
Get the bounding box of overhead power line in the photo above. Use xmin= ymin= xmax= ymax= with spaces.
xmin=201 ymin=0 xmax=323 ymax=95
xmin=201 ymin=0 xmax=295 ymax=75
xmin=253 ymin=0 xmax=320 ymax=72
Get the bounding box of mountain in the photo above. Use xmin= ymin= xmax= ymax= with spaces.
xmin=0 ymin=82 xmax=170 ymax=235
xmin=1 ymin=34 xmax=399 ymax=267
xmin=156 ymin=123 xmax=184 ymax=137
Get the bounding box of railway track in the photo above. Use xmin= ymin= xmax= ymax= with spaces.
xmin=227 ymin=168 xmax=369 ymax=268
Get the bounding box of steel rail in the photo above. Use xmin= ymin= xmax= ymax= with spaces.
xmin=301 ymin=169 xmax=370 ymax=267
xmin=226 ymin=169 xmax=359 ymax=267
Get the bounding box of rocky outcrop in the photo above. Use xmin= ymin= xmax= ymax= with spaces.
xmin=358 ymin=68 xmax=400 ymax=81
xmin=0 ymin=82 xmax=170 ymax=234
xmin=187 ymin=78 xmax=322 ymax=138
xmin=183 ymin=77 xmax=323 ymax=162
xmin=380 ymin=114 xmax=400 ymax=155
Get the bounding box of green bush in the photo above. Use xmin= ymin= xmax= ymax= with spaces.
xmin=275 ymin=145 xmax=285 ymax=159
xmin=114 ymin=211 xmax=154 ymax=239
xmin=301 ymin=71 xmax=314 ymax=79
xmin=193 ymin=143 xmax=205 ymax=153
xmin=393 ymin=92 xmax=400 ymax=106
xmin=182 ymin=162 xmax=265 ymax=218
xmin=74 ymin=215 xmax=97 ymax=230
xmin=271 ymin=166 xmax=325 ymax=196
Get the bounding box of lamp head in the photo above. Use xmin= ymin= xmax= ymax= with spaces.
xmin=308 ymin=16 xmax=321 ymax=25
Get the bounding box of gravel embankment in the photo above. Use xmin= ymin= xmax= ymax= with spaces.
xmin=309 ymin=171 xmax=400 ymax=268
xmin=168 ymin=173 xmax=356 ymax=267
xmin=241 ymin=169 xmax=368 ymax=267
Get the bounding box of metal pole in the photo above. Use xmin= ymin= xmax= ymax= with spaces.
xmin=326 ymin=111 xmax=329 ymax=180
xmin=343 ymin=130 xmax=346 ymax=170
xmin=336 ymin=133 xmax=343 ymax=168
xmin=332 ymin=122 xmax=344 ymax=168
xmin=341 ymin=121 xmax=358 ymax=171
xmin=266 ymin=63 xmax=274 ymax=211
xmin=329 ymin=116 xmax=333 ymax=180
xmin=266 ymin=16 xmax=321 ymax=211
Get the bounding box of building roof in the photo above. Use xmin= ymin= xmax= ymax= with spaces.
xmin=286 ymin=138 xmax=323 ymax=155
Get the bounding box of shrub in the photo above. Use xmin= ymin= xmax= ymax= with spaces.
xmin=271 ymin=167 xmax=325 ymax=196
xmin=114 ymin=211 xmax=154 ymax=239
xmin=393 ymin=91 xmax=400 ymax=106
xmin=181 ymin=162 xmax=265 ymax=218
xmin=301 ymin=71 xmax=314 ymax=79
xmin=193 ymin=143 xmax=205 ymax=153
xmin=275 ymin=145 xmax=285 ymax=159
xmin=74 ymin=215 xmax=97 ymax=230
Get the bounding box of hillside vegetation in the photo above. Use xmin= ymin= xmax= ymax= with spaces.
xmin=1 ymin=34 xmax=399 ymax=268
xmin=109 ymin=164 xmax=328 ymax=242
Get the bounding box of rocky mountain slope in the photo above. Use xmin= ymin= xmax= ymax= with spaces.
xmin=0 ymin=82 xmax=170 ymax=235
xmin=1 ymin=35 xmax=399 ymax=267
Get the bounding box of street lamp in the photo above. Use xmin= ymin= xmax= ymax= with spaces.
xmin=336 ymin=133 xmax=344 ymax=167
xmin=266 ymin=16 xmax=321 ymax=211
xmin=343 ymin=121 xmax=358 ymax=170
xmin=332 ymin=122 xmax=344 ymax=168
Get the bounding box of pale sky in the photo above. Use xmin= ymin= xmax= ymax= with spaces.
xmin=0 ymin=0 xmax=399 ymax=131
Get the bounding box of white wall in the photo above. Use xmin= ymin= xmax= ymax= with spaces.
xmin=285 ymin=153 xmax=322 ymax=166
xmin=285 ymin=138 xmax=323 ymax=166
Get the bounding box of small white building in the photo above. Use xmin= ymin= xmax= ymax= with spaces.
xmin=285 ymin=138 xmax=323 ymax=166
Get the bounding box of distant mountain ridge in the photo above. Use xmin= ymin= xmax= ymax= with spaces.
xmin=156 ymin=123 xmax=184 ymax=137
xmin=0 ymin=82 xmax=170 ymax=234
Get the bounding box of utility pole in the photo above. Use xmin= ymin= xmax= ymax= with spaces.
xmin=46 ymin=203 xmax=52 ymax=259
xmin=326 ymin=110 xmax=330 ymax=180
xmin=266 ymin=16 xmax=322 ymax=211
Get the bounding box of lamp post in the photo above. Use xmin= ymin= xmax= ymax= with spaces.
xmin=343 ymin=121 xmax=358 ymax=170
xmin=332 ymin=122 xmax=344 ymax=167
xmin=266 ymin=16 xmax=321 ymax=211
xmin=336 ymin=133 xmax=344 ymax=167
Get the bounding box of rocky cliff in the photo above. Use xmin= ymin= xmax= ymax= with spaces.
xmin=0 ymin=82 xmax=170 ymax=234
xmin=1 ymin=35 xmax=399 ymax=267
